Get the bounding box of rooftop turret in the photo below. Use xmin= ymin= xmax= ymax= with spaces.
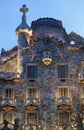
xmin=15 ymin=4 xmax=32 ymax=36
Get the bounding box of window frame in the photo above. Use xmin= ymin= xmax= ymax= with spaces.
xmin=26 ymin=87 xmax=37 ymax=98
xmin=81 ymin=87 xmax=84 ymax=98
xmin=79 ymin=62 xmax=84 ymax=80
xmin=57 ymin=86 xmax=70 ymax=98
xmin=59 ymin=87 xmax=68 ymax=97
xmin=3 ymin=111 xmax=14 ymax=124
xmin=3 ymin=88 xmax=14 ymax=99
xmin=25 ymin=111 xmax=38 ymax=126
xmin=58 ymin=112 xmax=70 ymax=125
xmin=57 ymin=64 xmax=68 ymax=80
xmin=0 ymin=111 xmax=3 ymax=123
xmin=26 ymin=63 xmax=37 ymax=81
xmin=81 ymin=65 xmax=84 ymax=79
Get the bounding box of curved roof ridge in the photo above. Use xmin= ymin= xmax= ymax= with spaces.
xmin=31 ymin=17 xmax=62 ymax=28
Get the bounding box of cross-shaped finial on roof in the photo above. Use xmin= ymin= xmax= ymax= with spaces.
xmin=16 ymin=4 xmax=32 ymax=36
xmin=20 ymin=4 xmax=29 ymax=21
xmin=20 ymin=4 xmax=29 ymax=14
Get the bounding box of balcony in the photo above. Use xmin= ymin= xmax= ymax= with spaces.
xmin=42 ymin=49 xmax=52 ymax=66
xmin=0 ymin=121 xmax=14 ymax=130
xmin=56 ymin=96 xmax=72 ymax=110
xmin=23 ymin=124 xmax=37 ymax=130
xmin=0 ymin=98 xmax=16 ymax=111
xmin=80 ymin=98 xmax=84 ymax=110
xmin=25 ymin=97 xmax=40 ymax=111
xmin=78 ymin=72 xmax=84 ymax=84
xmin=57 ymin=124 xmax=72 ymax=130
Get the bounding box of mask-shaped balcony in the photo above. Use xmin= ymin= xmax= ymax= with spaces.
xmin=56 ymin=96 xmax=72 ymax=110
xmin=25 ymin=97 xmax=40 ymax=111
xmin=21 ymin=124 xmax=37 ymax=130
xmin=80 ymin=98 xmax=84 ymax=110
xmin=57 ymin=124 xmax=72 ymax=130
xmin=42 ymin=49 xmax=52 ymax=66
xmin=78 ymin=72 xmax=84 ymax=84
xmin=0 ymin=98 xmax=16 ymax=111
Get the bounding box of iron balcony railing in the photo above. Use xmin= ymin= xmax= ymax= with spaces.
xmin=0 ymin=121 xmax=14 ymax=129
xmin=78 ymin=72 xmax=84 ymax=83
xmin=80 ymin=98 xmax=84 ymax=110
xmin=23 ymin=124 xmax=38 ymax=130
xmin=0 ymin=98 xmax=16 ymax=110
xmin=56 ymin=96 xmax=72 ymax=110
xmin=57 ymin=124 xmax=73 ymax=130
xmin=80 ymin=98 xmax=84 ymax=105
xmin=57 ymin=96 xmax=72 ymax=105
xmin=25 ymin=97 xmax=40 ymax=111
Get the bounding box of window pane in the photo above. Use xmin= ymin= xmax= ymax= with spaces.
xmin=83 ymin=88 xmax=84 ymax=96
xmin=4 ymin=89 xmax=13 ymax=98
xmin=58 ymin=65 xmax=68 ymax=78
xmin=27 ymin=88 xmax=36 ymax=98
xmin=0 ymin=112 xmax=2 ymax=123
xmin=27 ymin=113 xmax=37 ymax=125
xmin=3 ymin=112 xmax=13 ymax=123
xmin=9 ymin=89 xmax=12 ymax=98
xmin=59 ymin=112 xmax=69 ymax=124
xmin=83 ymin=66 xmax=84 ymax=78
xmin=59 ymin=88 xmax=68 ymax=97
xmin=6 ymin=89 xmax=8 ymax=97
xmin=27 ymin=65 xmax=37 ymax=79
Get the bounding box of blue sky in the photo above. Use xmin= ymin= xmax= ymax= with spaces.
xmin=0 ymin=0 xmax=84 ymax=51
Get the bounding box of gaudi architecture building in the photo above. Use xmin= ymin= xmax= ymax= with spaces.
xmin=0 ymin=4 xmax=84 ymax=130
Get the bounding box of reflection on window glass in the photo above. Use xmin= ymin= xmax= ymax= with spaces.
xmin=27 ymin=113 xmax=37 ymax=125
xmin=3 ymin=112 xmax=13 ymax=123
xmin=58 ymin=65 xmax=68 ymax=79
xmin=59 ymin=88 xmax=68 ymax=97
xmin=59 ymin=112 xmax=69 ymax=124
xmin=27 ymin=65 xmax=37 ymax=79
xmin=4 ymin=89 xmax=13 ymax=98
xmin=27 ymin=88 xmax=36 ymax=98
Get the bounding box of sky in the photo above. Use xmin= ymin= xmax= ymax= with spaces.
xmin=0 ymin=0 xmax=84 ymax=51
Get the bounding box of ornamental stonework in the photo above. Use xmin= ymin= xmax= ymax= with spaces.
xmin=0 ymin=4 xmax=84 ymax=130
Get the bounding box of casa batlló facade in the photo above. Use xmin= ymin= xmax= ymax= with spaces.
xmin=0 ymin=4 xmax=84 ymax=130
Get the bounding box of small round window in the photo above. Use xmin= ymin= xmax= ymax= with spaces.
xmin=70 ymin=41 xmax=75 ymax=45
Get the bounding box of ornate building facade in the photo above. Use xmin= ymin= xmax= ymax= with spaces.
xmin=0 ymin=4 xmax=84 ymax=130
